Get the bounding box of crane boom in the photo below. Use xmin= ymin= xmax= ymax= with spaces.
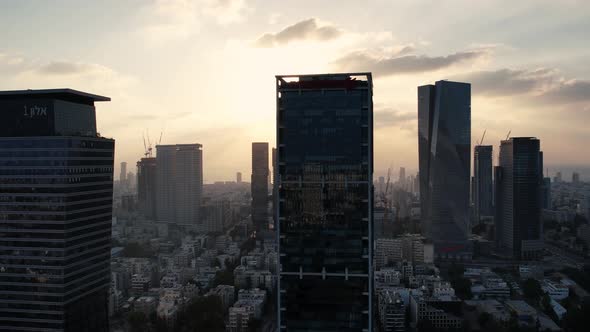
xmin=479 ymin=129 xmax=487 ymax=145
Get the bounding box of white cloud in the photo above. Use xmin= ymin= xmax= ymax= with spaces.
xmin=140 ymin=0 xmax=251 ymax=44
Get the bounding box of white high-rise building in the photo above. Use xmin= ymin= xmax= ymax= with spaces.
xmin=156 ymin=144 xmax=203 ymax=230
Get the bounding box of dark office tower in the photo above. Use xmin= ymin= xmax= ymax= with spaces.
xmin=542 ymin=177 xmax=552 ymax=210
xmin=272 ymin=147 xmax=278 ymax=228
xmin=0 ymin=89 xmax=114 ymax=331
xmin=572 ymin=172 xmax=580 ymax=184
xmin=120 ymin=161 xmax=127 ymax=183
xmin=237 ymin=172 xmax=242 ymax=183
xmin=418 ymin=80 xmax=471 ymax=260
xmin=156 ymin=144 xmax=203 ymax=230
xmin=474 ymin=145 xmax=493 ymax=221
xmin=251 ymin=142 xmax=269 ymax=231
xmin=495 ymin=137 xmax=544 ymax=259
xmin=137 ymin=157 xmax=157 ymax=219
xmin=399 ymin=167 xmax=406 ymax=188
xmin=276 ymin=73 xmax=373 ymax=331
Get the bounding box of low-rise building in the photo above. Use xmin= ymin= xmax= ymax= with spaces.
xmin=207 ymin=285 xmax=236 ymax=310
xmin=409 ymin=291 xmax=462 ymax=330
xmin=378 ymin=289 xmax=406 ymax=332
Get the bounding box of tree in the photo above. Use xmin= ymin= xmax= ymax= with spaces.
xmin=452 ymin=277 xmax=473 ymax=300
xmin=478 ymin=312 xmax=491 ymax=327
xmin=522 ymin=278 xmax=543 ymax=304
xmin=175 ymin=295 xmax=225 ymax=332
xmin=127 ymin=312 xmax=149 ymax=332
xmin=123 ymin=242 xmax=155 ymax=258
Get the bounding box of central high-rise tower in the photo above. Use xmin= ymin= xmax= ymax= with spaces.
xmin=418 ymin=80 xmax=471 ymax=260
xmin=276 ymin=73 xmax=373 ymax=331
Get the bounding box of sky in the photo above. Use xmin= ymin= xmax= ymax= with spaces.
xmin=1 ymin=0 xmax=589 ymax=182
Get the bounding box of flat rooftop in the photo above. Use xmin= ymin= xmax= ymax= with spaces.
xmin=0 ymin=88 xmax=110 ymax=105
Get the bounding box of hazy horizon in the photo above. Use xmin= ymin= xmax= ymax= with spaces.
xmin=1 ymin=0 xmax=589 ymax=182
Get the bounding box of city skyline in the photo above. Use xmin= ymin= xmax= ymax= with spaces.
xmin=1 ymin=0 xmax=589 ymax=182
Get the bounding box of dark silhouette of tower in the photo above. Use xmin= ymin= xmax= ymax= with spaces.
xmin=0 ymin=89 xmax=114 ymax=331
xmin=418 ymin=80 xmax=471 ymax=260
xmin=251 ymin=142 xmax=269 ymax=231
xmin=276 ymin=73 xmax=374 ymax=331
xmin=495 ymin=137 xmax=544 ymax=259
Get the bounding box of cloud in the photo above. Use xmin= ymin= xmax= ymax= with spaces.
xmin=332 ymin=49 xmax=488 ymax=76
xmin=140 ymin=0 xmax=250 ymax=43
xmin=541 ymin=79 xmax=590 ymax=104
xmin=454 ymin=68 xmax=590 ymax=104
xmin=452 ymin=68 xmax=557 ymax=96
xmin=255 ymin=18 xmax=341 ymax=47
xmin=37 ymin=61 xmax=111 ymax=76
xmin=202 ymin=0 xmax=250 ymax=24
xmin=375 ymin=107 xmax=415 ymax=129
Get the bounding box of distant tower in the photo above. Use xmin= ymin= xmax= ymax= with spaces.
xmin=237 ymin=171 xmax=242 ymax=183
xmin=573 ymin=172 xmax=581 ymax=184
xmin=474 ymin=145 xmax=493 ymax=221
xmin=378 ymin=176 xmax=385 ymax=194
xmin=120 ymin=161 xmax=127 ymax=184
xmin=137 ymin=157 xmax=157 ymax=219
xmin=495 ymin=137 xmax=544 ymax=259
xmin=399 ymin=167 xmax=406 ymax=188
xmin=251 ymin=142 xmax=269 ymax=231
xmin=418 ymin=80 xmax=471 ymax=260
xmin=156 ymin=144 xmax=203 ymax=231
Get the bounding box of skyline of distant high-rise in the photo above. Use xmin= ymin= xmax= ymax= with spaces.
xmin=137 ymin=157 xmax=157 ymax=219
xmin=120 ymin=161 xmax=127 ymax=184
xmin=156 ymin=144 xmax=203 ymax=231
xmin=418 ymin=80 xmax=472 ymax=260
xmin=251 ymin=142 xmax=269 ymax=231
xmin=0 ymin=88 xmax=114 ymax=331
xmin=276 ymin=73 xmax=373 ymax=331
xmin=474 ymin=145 xmax=494 ymax=222
xmin=495 ymin=137 xmax=544 ymax=259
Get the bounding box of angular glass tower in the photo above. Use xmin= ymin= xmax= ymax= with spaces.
xmin=0 ymin=89 xmax=114 ymax=331
xmin=474 ymin=145 xmax=493 ymax=221
xmin=495 ymin=137 xmax=544 ymax=259
xmin=276 ymin=73 xmax=373 ymax=331
xmin=418 ymin=80 xmax=471 ymax=260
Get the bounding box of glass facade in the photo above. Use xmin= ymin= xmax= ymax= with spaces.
xmin=276 ymin=73 xmax=373 ymax=331
xmin=474 ymin=145 xmax=493 ymax=220
xmin=418 ymin=81 xmax=471 ymax=259
xmin=0 ymin=90 xmax=113 ymax=332
xmin=0 ymin=137 xmax=114 ymax=332
xmin=495 ymin=138 xmax=543 ymax=259
xmin=137 ymin=157 xmax=157 ymax=219
xmin=252 ymin=142 xmax=269 ymax=231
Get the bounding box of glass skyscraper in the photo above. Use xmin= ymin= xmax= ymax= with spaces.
xmin=0 ymin=89 xmax=114 ymax=331
xmin=137 ymin=157 xmax=157 ymax=219
xmin=418 ymin=80 xmax=471 ymax=260
xmin=474 ymin=145 xmax=493 ymax=221
xmin=276 ymin=73 xmax=373 ymax=331
xmin=495 ymin=137 xmax=544 ymax=259
xmin=251 ymin=142 xmax=269 ymax=231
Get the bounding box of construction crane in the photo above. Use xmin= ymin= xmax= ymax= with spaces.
xmin=478 ymin=129 xmax=487 ymax=145
xmin=142 ymin=131 xmax=154 ymax=158
xmin=505 ymin=130 xmax=511 ymax=141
